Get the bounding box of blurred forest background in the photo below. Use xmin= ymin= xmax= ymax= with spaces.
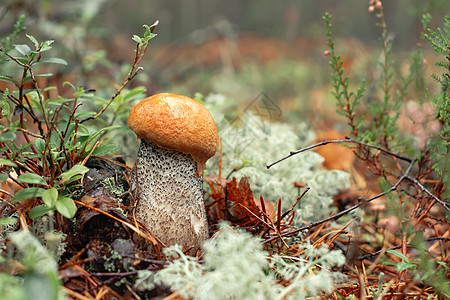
xmin=2 ymin=0 xmax=448 ymax=123
xmin=1 ymin=0 xmax=449 ymax=157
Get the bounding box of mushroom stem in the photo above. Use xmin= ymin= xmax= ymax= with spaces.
xmin=134 ymin=140 xmax=209 ymax=252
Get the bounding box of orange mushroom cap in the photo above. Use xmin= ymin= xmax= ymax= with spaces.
xmin=128 ymin=93 xmax=219 ymax=176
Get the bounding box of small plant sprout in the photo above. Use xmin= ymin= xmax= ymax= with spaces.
xmin=128 ymin=93 xmax=219 ymax=253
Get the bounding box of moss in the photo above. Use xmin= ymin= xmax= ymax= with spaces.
xmin=102 ymin=176 xmax=126 ymax=199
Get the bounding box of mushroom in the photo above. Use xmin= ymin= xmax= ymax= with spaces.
xmin=128 ymin=93 xmax=219 ymax=253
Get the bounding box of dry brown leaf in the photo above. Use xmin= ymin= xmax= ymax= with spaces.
xmin=206 ymin=176 xmax=271 ymax=228
xmin=315 ymin=129 xmax=355 ymax=171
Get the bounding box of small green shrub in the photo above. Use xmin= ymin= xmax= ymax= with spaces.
xmin=320 ymin=4 xmax=449 ymax=298
xmin=0 ymin=17 xmax=156 ymax=220
xmin=0 ymin=15 xmax=158 ymax=298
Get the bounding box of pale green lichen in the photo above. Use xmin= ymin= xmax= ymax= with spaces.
xmin=135 ymin=222 xmax=346 ymax=299
xmin=204 ymin=93 xmax=350 ymax=224
xmin=1 ymin=230 xmax=66 ymax=300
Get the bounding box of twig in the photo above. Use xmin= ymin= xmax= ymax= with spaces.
xmin=1 ymin=48 xmax=44 ymax=154
xmin=279 ymin=187 xmax=310 ymax=221
xmin=267 ymin=138 xmax=449 ymax=212
xmin=4 ymin=50 xmax=49 ymax=127
xmin=91 ymin=271 xmax=139 ymax=277
xmin=80 ymin=66 xmax=143 ymax=124
xmin=61 ymin=287 xmax=93 ymax=300
xmin=121 ymin=255 xmax=167 ymax=266
xmin=263 ymin=159 xmax=416 ymax=245
xmin=238 ymin=202 xmax=290 ymax=249
xmin=80 ymin=141 xmax=100 ymax=166
xmin=16 ymin=127 xmax=43 ymax=138
xmin=405 ymin=175 xmax=449 ymax=211
xmin=266 ymin=137 xmax=412 ymax=169
xmin=80 ymin=21 xmax=158 ymax=124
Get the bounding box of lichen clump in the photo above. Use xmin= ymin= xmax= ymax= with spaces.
xmin=134 ymin=222 xmax=346 ymax=299
xmin=204 ymin=93 xmax=350 ymax=224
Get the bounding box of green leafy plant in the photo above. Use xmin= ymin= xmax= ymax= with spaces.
xmin=0 ymin=15 xmax=158 ymax=298
xmin=384 ymin=248 xmax=450 ymax=296
xmin=0 ymin=16 xmax=26 ymax=66
xmin=0 ymin=19 xmax=157 ymax=221
xmin=424 ymin=15 xmax=450 ymax=199
xmin=315 ymin=3 xmax=450 ymax=298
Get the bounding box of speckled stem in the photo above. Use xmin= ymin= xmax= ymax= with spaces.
xmin=133 ymin=140 xmax=209 ymax=253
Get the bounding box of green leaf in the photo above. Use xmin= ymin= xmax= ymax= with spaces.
xmin=132 ymin=35 xmax=142 ymax=43
xmin=38 ymin=57 xmax=68 ymax=65
xmin=62 ymin=122 xmax=76 ymax=146
xmin=40 ymin=40 xmax=54 ymax=52
xmin=17 ymin=173 xmax=47 ymax=185
xmin=35 ymin=138 xmax=45 ymax=153
xmin=436 ymin=260 xmax=450 ymax=271
xmin=0 ymin=159 xmax=17 ymax=167
xmin=23 ymin=73 xmax=53 ymax=81
xmin=41 ymin=188 xmax=58 ymax=207
xmin=14 ymin=44 xmax=32 ymax=56
xmin=35 ymin=72 xmax=53 ymax=78
xmin=0 ymin=217 xmax=18 ymax=226
xmin=59 ymin=165 xmax=89 ymax=185
xmin=0 ymin=173 xmax=8 ymax=182
xmin=12 ymin=187 xmax=45 ymax=203
xmin=62 ymin=81 xmax=75 ymax=90
xmin=122 ymin=86 xmax=146 ymax=101
xmin=43 ymin=86 xmax=57 ymax=92
xmin=143 ymin=24 xmax=151 ymax=38
xmin=83 ymin=125 xmax=120 ymax=152
xmin=64 ymin=175 xmax=84 ymax=185
xmin=16 ymin=57 xmax=29 ymax=64
xmin=396 ymin=262 xmax=416 ymax=272
xmin=26 ymin=34 xmax=39 ymax=49
xmin=0 ymin=130 xmax=16 ymax=142
xmin=91 ymin=144 xmax=118 ymax=156
xmin=55 ymin=197 xmax=77 ymax=218
xmin=0 ymin=75 xmax=19 ymax=86
xmin=29 ymin=204 xmax=52 ymax=219
xmin=386 ymin=249 xmax=410 ymax=263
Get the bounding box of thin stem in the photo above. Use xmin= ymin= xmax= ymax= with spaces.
xmin=80 ymin=21 xmax=158 ymax=124
xmin=267 ymin=137 xmax=412 ymax=169
xmin=325 ymin=14 xmax=359 ymax=137
xmin=405 ymin=175 xmax=449 ymax=211
xmin=80 ymin=65 xmax=144 ymax=124
xmin=81 ymin=37 xmax=150 ymax=123
xmin=263 ymin=159 xmax=417 ymax=244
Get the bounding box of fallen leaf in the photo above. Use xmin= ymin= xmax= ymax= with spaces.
xmin=315 ymin=129 xmax=355 ymax=171
xmin=206 ymin=176 xmax=270 ymax=228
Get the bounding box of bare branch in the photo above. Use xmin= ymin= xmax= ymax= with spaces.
xmin=266 ymin=137 xmax=413 ymax=169
xmin=405 ymin=175 xmax=449 ymax=211
xmin=263 ymin=159 xmax=417 ymax=244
